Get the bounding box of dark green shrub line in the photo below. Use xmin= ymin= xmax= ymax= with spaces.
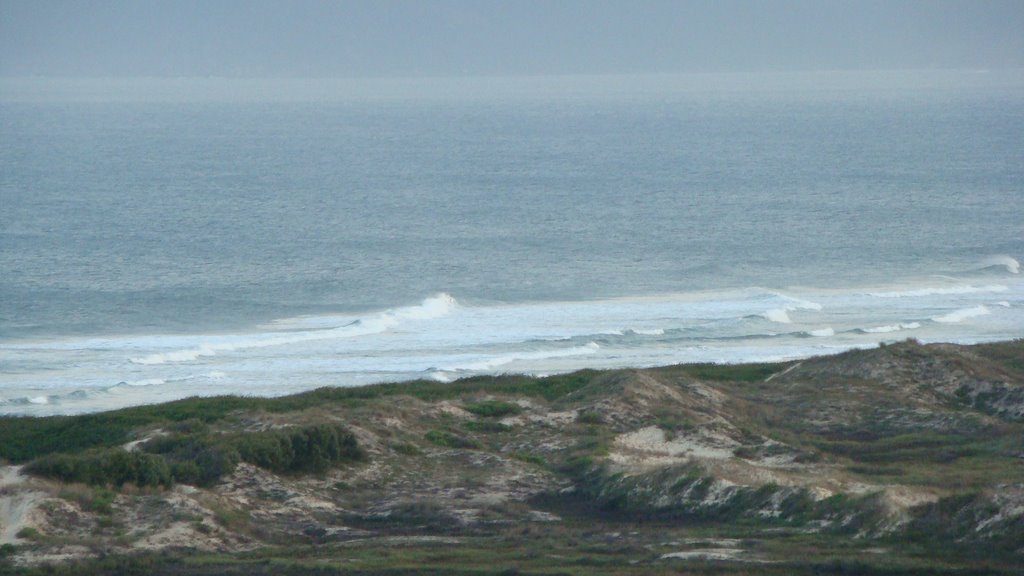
xmin=0 ymin=371 xmax=597 ymax=464
xmin=666 ymin=362 xmax=790 ymax=383
xmin=24 ymin=450 xmax=173 ymax=488
xmin=24 ymin=423 xmax=363 ymax=488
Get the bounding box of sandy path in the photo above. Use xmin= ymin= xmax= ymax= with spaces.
xmin=0 ymin=466 xmax=46 ymax=545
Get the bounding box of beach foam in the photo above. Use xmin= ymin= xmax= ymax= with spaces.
xmin=4 ymin=277 xmax=1024 ymax=416
xmin=131 ymin=293 xmax=457 ymax=365
xmin=859 ymin=322 xmax=922 ymax=334
xmin=932 ymin=305 xmax=991 ymax=323
xmin=867 ymin=285 xmax=1008 ymax=298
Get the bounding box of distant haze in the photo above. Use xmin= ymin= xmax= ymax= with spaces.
xmin=2 ymin=0 xmax=1023 ymax=77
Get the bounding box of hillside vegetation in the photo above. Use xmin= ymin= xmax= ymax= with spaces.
xmin=0 ymin=339 xmax=1022 ymax=575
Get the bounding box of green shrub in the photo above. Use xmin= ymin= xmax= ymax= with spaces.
xmin=25 ymin=423 xmax=362 ymax=488
xmin=24 ymin=449 xmax=172 ymax=488
xmin=463 ymin=401 xmax=522 ymax=418
xmin=15 ymin=527 xmax=41 ymax=541
xmin=390 ymin=441 xmax=422 ymax=456
xmin=511 ymin=451 xmax=547 ymax=467
xmin=424 ymin=429 xmax=482 ymax=449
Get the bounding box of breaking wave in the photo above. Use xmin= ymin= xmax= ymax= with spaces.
xmin=856 ymin=322 xmax=922 ymax=334
xmin=131 ymin=294 xmax=457 ymax=365
xmin=761 ymin=295 xmax=823 ymax=324
xmin=441 ymin=342 xmax=600 ymax=372
xmin=867 ymin=284 xmax=1008 ymax=298
xmin=932 ymin=305 xmax=991 ymax=323
xmin=978 ymin=255 xmax=1020 ymax=274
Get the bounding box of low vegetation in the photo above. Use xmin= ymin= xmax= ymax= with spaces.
xmin=24 ymin=423 xmax=363 ymax=488
xmin=1 ymin=340 xmax=1021 ymax=574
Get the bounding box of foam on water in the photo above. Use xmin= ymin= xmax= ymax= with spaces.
xmin=859 ymin=322 xmax=922 ymax=334
xmin=979 ymin=256 xmax=1021 ymax=274
xmin=867 ymin=285 xmax=1008 ymax=298
xmin=932 ymin=305 xmax=991 ymax=323
xmin=2 ymin=273 xmax=1022 ymax=416
xmin=130 ymin=293 xmax=457 ymax=365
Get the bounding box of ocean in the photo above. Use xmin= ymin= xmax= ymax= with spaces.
xmin=1 ymin=71 xmax=1022 ymax=415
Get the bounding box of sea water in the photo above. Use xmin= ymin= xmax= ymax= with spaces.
xmin=1 ymin=71 xmax=1022 ymax=415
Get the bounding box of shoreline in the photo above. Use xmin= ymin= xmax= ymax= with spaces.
xmin=2 ymin=337 xmax=1020 ymax=419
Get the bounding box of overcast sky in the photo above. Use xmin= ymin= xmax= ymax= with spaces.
xmin=2 ymin=0 xmax=1022 ymax=77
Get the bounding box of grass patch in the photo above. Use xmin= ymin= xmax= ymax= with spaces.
xmin=15 ymin=527 xmax=42 ymax=541
xmin=25 ymin=423 xmax=362 ymax=488
xmin=463 ymin=401 xmax=522 ymax=418
xmin=669 ymin=362 xmax=788 ymax=383
xmin=462 ymin=420 xmax=510 ymax=433
xmin=424 ymin=429 xmax=482 ymax=450
xmin=0 ymin=371 xmax=596 ymax=464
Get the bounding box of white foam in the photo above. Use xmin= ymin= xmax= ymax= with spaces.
xmin=126 ymin=378 xmax=166 ymax=387
xmin=7 ymin=281 xmax=1024 ymax=416
xmin=761 ymin=294 xmax=823 ymax=324
xmin=631 ymin=328 xmax=665 ymax=336
xmin=861 ymin=322 xmax=922 ymax=333
xmin=763 ymin=309 xmax=792 ymax=323
xmin=443 ymin=342 xmax=600 ymax=372
xmin=932 ymin=305 xmax=991 ymax=323
xmin=868 ymin=284 xmax=1008 ymax=298
xmin=981 ymin=255 xmax=1020 ymax=274
xmin=427 ymin=371 xmax=454 ymax=383
xmin=28 ymin=396 xmax=49 ymax=404
xmin=130 ymin=293 xmax=458 ymax=365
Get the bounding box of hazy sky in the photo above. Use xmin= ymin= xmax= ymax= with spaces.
xmin=2 ymin=0 xmax=1023 ymax=77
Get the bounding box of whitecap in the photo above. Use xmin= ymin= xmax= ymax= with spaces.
xmin=932 ymin=305 xmax=991 ymax=323
xmin=443 ymin=342 xmax=600 ymax=372
xmin=860 ymin=322 xmax=922 ymax=334
xmin=761 ymin=294 xmax=822 ymax=324
xmin=980 ymin=255 xmax=1020 ymax=274
xmin=808 ymin=327 xmax=835 ymax=337
xmin=125 ymin=378 xmax=166 ymax=387
xmin=762 ymin=308 xmax=792 ymax=323
xmin=130 ymin=293 xmax=458 ymax=365
xmin=868 ymin=284 xmax=1008 ymax=298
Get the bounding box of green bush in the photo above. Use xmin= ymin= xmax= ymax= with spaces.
xmin=15 ymin=527 xmax=41 ymax=541
xmin=463 ymin=401 xmax=522 ymax=418
xmin=425 ymin=429 xmax=482 ymax=449
xmin=24 ymin=449 xmax=172 ymax=488
xmin=25 ymin=423 xmax=362 ymax=488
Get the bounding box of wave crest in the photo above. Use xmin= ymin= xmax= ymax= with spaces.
xmin=131 ymin=293 xmax=458 ymax=365
xmin=932 ymin=305 xmax=990 ymax=323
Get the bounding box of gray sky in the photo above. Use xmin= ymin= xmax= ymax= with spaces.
xmin=2 ymin=0 xmax=1022 ymax=77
